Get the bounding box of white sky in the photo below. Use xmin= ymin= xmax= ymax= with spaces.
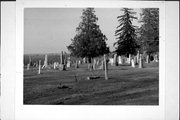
xmin=24 ymin=8 xmax=142 ymax=54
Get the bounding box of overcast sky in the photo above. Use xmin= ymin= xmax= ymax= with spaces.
xmin=24 ymin=8 xmax=142 ymax=54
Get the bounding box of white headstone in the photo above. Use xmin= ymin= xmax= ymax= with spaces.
xmin=83 ymin=57 xmax=87 ymax=63
xmin=131 ymin=59 xmax=135 ymax=68
xmin=27 ymin=63 xmax=30 ymax=70
xmin=78 ymin=60 xmax=82 ymax=65
xmin=139 ymin=54 xmax=143 ymax=68
xmin=67 ymin=61 xmax=71 ymax=68
xmin=93 ymin=59 xmax=96 ymax=70
xmin=44 ymin=54 xmax=48 ymax=68
xmin=109 ymin=58 xmax=114 ymax=66
xmin=154 ymin=54 xmax=158 ymax=62
xmin=128 ymin=54 xmax=131 ymax=64
xmin=118 ymin=56 xmax=122 ymax=64
xmin=104 ymin=54 xmax=108 ymax=80
xmin=53 ymin=62 xmax=55 ymax=69
xmin=38 ymin=60 xmax=41 ymax=74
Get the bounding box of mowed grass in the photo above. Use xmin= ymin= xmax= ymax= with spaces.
xmin=24 ymin=62 xmax=159 ymax=105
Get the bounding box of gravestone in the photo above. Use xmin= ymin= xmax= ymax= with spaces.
xmin=104 ymin=54 xmax=108 ymax=80
xmin=59 ymin=64 xmax=66 ymax=71
xmin=137 ymin=51 xmax=139 ymax=63
xmin=42 ymin=54 xmax=48 ymax=69
xmin=109 ymin=58 xmax=114 ymax=66
xmin=146 ymin=55 xmax=150 ymax=63
xmin=29 ymin=56 xmax=32 ymax=66
xmin=154 ymin=54 xmax=158 ymax=62
xmin=53 ymin=62 xmax=59 ymax=69
xmin=118 ymin=56 xmax=122 ymax=65
xmin=78 ymin=60 xmax=82 ymax=65
xmin=139 ymin=54 xmax=143 ymax=68
xmin=128 ymin=54 xmax=131 ymax=64
xmin=44 ymin=54 xmax=48 ymax=67
xmin=131 ymin=59 xmax=135 ymax=68
xmin=93 ymin=59 xmax=96 ymax=70
xmin=83 ymin=57 xmax=87 ymax=64
xmin=66 ymin=60 xmax=71 ymax=68
xmin=38 ymin=60 xmax=41 ymax=74
xmin=27 ymin=63 xmax=30 ymax=70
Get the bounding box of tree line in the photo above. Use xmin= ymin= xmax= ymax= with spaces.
xmin=67 ymin=8 xmax=159 ymax=62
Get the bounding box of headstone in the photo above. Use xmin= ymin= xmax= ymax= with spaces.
xmin=83 ymin=57 xmax=87 ymax=64
xmin=118 ymin=56 xmax=122 ymax=65
xmin=66 ymin=60 xmax=71 ymax=68
xmin=27 ymin=63 xmax=30 ymax=70
xmin=93 ymin=59 xmax=96 ymax=70
xmin=113 ymin=54 xmax=118 ymax=66
xmin=104 ymin=54 xmax=108 ymax=80
xmin=146 ymin=55 xmax=150 ymax=63
xmin=131 ymin=59 xmax=135 ymax=68
xmin=29 ymin=56 xmax=32 ymax=66
xmin=59 ymin=64 xmax=66 ymax=71
xmin=154 ymin=54 xmax=158 ymax=62
xmin=38 ymin=60 xmax=41 ymax=74
xmin=137 ymin=51 xmax=139 ymax=63
xmin=139 ymin=54 xmax=143 ymax=68
xmin=44 ymin=54 xmax=48 ymax=68
xmin=128 ymin=54 xmax=131 ymax=64
xmin=53 ymin=62 xmax=59 ymax=69
xmin=109 ymin=58 xmax=114 ymax=66
xmin=78 ymin=60 xmax=82 ymax=65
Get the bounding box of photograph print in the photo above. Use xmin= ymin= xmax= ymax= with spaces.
xmin=24 ymin=8 xmax=159 ymax=105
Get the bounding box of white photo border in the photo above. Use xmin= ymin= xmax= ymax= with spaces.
xmin=15 ymin=1 xmax=166 ymax=120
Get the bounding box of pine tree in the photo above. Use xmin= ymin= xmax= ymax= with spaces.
xmin=138 ymin=8 xmax=159 ymax=54
xmin=67 ymin=8 xmax=109 ymax=63
xmin=114 ymin=8 xmax=139 ymax=56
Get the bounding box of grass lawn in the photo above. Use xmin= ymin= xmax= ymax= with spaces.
xmin=23 ymin=62 xmax=159 ymax=105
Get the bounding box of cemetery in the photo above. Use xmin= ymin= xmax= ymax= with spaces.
xmin=24 ymin=52 xmax=159 ymax=105
xmin=24 ymin=8 xmax=159 ymax=105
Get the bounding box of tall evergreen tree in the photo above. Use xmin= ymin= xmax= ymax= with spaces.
xmin=114 ymin=8 xmax=139 ymax=56
xmin=67 ymin=8 xmax=109 ymax=63
xmin=138 ymin=8 xmax=159 ymax=54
